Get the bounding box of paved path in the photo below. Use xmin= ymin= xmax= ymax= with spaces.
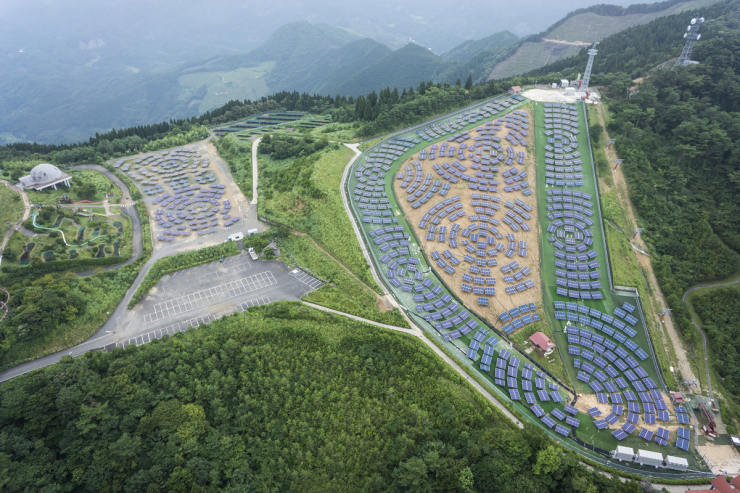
xmin=251 ymin=137 xmax=261 ymax=204
xmin=681 ymin=277 xmax=740 ymax=400
xmin=69 ymin=165 xmax=143 ymax=273
xmin=302 ymin=301 xmax=523 ymax=428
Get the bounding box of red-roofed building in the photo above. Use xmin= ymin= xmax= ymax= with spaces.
xmin=672 ymin=392 xmax=684 ymax=404
xmin=509 ymin=86 xmax=522 ymax=95
xmin=685 ymin=474 xmax=740 ymax=493
xmin=529 ymin=332 xmax=555 ymax=356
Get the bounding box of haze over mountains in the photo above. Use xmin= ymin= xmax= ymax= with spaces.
xmin=0 ymin=0 xmax=718 ymax=144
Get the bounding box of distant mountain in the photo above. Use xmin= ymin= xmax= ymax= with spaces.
xmin=329 ymin=43 xmax=441 ymax=96
xmin=277 ymin=38 xmax=393 ymax=95
xmin=441 ymin=31 xmax=519 ymax=62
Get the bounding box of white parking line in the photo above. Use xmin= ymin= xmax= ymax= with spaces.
xmin=290 ymin=269 xmax=324 ymax=290
xmin=118 ymin=296 xmax=274 ymax=349
xmin=143 ymin=270 xmax=277 ymax=323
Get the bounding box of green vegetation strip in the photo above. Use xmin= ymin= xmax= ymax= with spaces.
xmin=128 ymin=242 xmax=239 ymax=307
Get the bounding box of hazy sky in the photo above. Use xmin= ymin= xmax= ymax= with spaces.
xmin=1 ymin=0 xmax=641 ymax=57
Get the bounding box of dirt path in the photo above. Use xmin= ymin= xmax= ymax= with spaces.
xmin=681 ymin=276 xmax=740 ymax=400
xmin=594 ymin=106 xmax=700 ymax=391
xmin=541 ymin=38 xmax=592 ymax=46
xmin=251 ymin=137 xmax=260 ymax=204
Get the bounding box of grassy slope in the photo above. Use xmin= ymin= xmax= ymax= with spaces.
xmin=488 ymin=42 xmax=583 ymax=80
xmin=282 ymin=234 xmax=408 ymax=327
xmin=0 ymin=186 xmax=25 ymax=238
xmin=258 ymin=145 xmax=382 ymax=292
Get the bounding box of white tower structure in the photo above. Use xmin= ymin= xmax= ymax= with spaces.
xmin=674 ymin=17 xmax=704 ymax=68
xmin=580 ymin=43 xmax=598 ymax=92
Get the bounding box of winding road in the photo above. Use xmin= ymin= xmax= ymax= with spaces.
xmin=682 ymin=276 xmax=740 ymax=400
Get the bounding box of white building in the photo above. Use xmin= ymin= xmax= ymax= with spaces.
xmin=18 ymin=164 xmax=72 ymax=191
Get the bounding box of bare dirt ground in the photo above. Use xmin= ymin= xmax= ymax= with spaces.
xmin=594 ymin=105 xmax=700 ymax=391
xmin=395 ymin=110 xmax=542 ymax=329
xmin=697 ymin=443 xmax=740 ymax=475
xmin=575 ymin=391 xmax=681 ymax=436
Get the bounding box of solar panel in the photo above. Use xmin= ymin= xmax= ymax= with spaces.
xmin=597 ymin=393 xmax=609 ymax=404
xmin=537 ymin=390 xmax=550 ymax=402
xmin=676 ymin=438 xmax=689 ymax=451
xmin=594 ymin=419 xmax=609 ymax=430
xmin=657 ymin=410 xmax=670 ymax=422
xmin=656 ymin=427 xmax=670 ymax=440
xmin=639 ymin=428 xmax=654 ymax=441
xmin=621 ymin=422 xmax=636 ymax=434
xmin=531 ymin=405 xmax=545 ymax=418
xmin=550 ymin=391 xmax=564 ymax=403
xmin=611 ymin=393 xmax=623 ymax=404
xmin=644 ymin=413 xmax=656 ymax=425
xmin=628 ymin=402 xmax=640 ymax=413
xmin=552 ymin=408 xmax=567 ymax=420
xmin=587 ymin=407 xmax=602 ymax=417
xmin=677 ymin=427 xmax=691 ymax=439
xmin=564 ymin=404 xmax=578 ymax=416
xmin=612 ymin=430 xmax=628 ymax=441
xmin=655 ymin=438 xmax=668 ymax=447
xmin=626 ymin=413 xmax=640 ymax=424
xmin=605 ymin=413 xmax=619 ymax=425
xmin=565 ymin=416 xmax=580 ymax=428
xmin=525 ymin=392 xmax=537 ymax=404
xmin=676 ymin=413 xmax=690 ymax=425
xmin=541 ymin=415 xmax=556 ymax=428
xmin=555 ymin=424 xmax=570 ymax=437
xmin=522 ymin=380 xmax=533 ymax=391
xmin=507 ymin=377 xmax=518 ymax=388
xmin=509 ymin=389 xmax=521 ymax=400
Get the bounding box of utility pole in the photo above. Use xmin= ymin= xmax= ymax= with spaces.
xmin=607 ymin=138 xmax=616 ymax=149
xmin=632 ymin=228 xmax=643 ymax=239
xmin=614 ymin=159 xmax=622 ymax=171
xmin=581 ymin=44 xmax=598 ymax=93
xmin=660 ymin=308 xmax=673 ymax=321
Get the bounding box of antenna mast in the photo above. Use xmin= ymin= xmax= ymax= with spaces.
xmin=674 ymin=17 xmax=704 ymax=68
xmin=581 ymin=43 xmax=598 ymax=92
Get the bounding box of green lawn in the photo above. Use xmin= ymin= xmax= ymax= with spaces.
xmin=178 ymin=62 xmax=275 ymax=114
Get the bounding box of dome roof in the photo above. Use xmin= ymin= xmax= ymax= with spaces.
xmin=30 ymin=163 xmax=63 ymax=184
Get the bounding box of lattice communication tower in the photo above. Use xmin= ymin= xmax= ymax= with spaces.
xmin=580 ymin=43 xmax=598 ymax=92
xmin=673 ymin=17 xmax=704 ymax=68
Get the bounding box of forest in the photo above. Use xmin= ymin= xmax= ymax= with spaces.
xmin=0 ymin=302 xmax=646 ymax=493
xmin=606 ymin=29 xmax=740 ymax=345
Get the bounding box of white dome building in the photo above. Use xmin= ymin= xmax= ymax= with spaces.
xmin=18 ymin=163 xmax=72 ymax=191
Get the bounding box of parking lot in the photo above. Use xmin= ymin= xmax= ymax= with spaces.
xmin=110 ymin=253 xmax=323 ymax=349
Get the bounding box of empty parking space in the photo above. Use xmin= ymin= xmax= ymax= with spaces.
xmin=143 ymin=271 xmax=277 ymax=323
xmin=290 ymin=269 xmax=324 ymax=290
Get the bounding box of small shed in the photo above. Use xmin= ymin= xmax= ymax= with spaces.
xmin=731 ymin=434 xmax=740 ymax=448
xmin=560 ymin=79 xmax=569 ymax=88
xmin=665 ymin=455 xmax=688 ymax=471
xmin=529 ymin=332 xmax=554 ymax=356
xmin=671 ymin=392 xmax=684 ymax=404
xmin=509 ymin=86 xmax=522 ymax=95
xmin=611 ymin=446 xmax=634 ymax=462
